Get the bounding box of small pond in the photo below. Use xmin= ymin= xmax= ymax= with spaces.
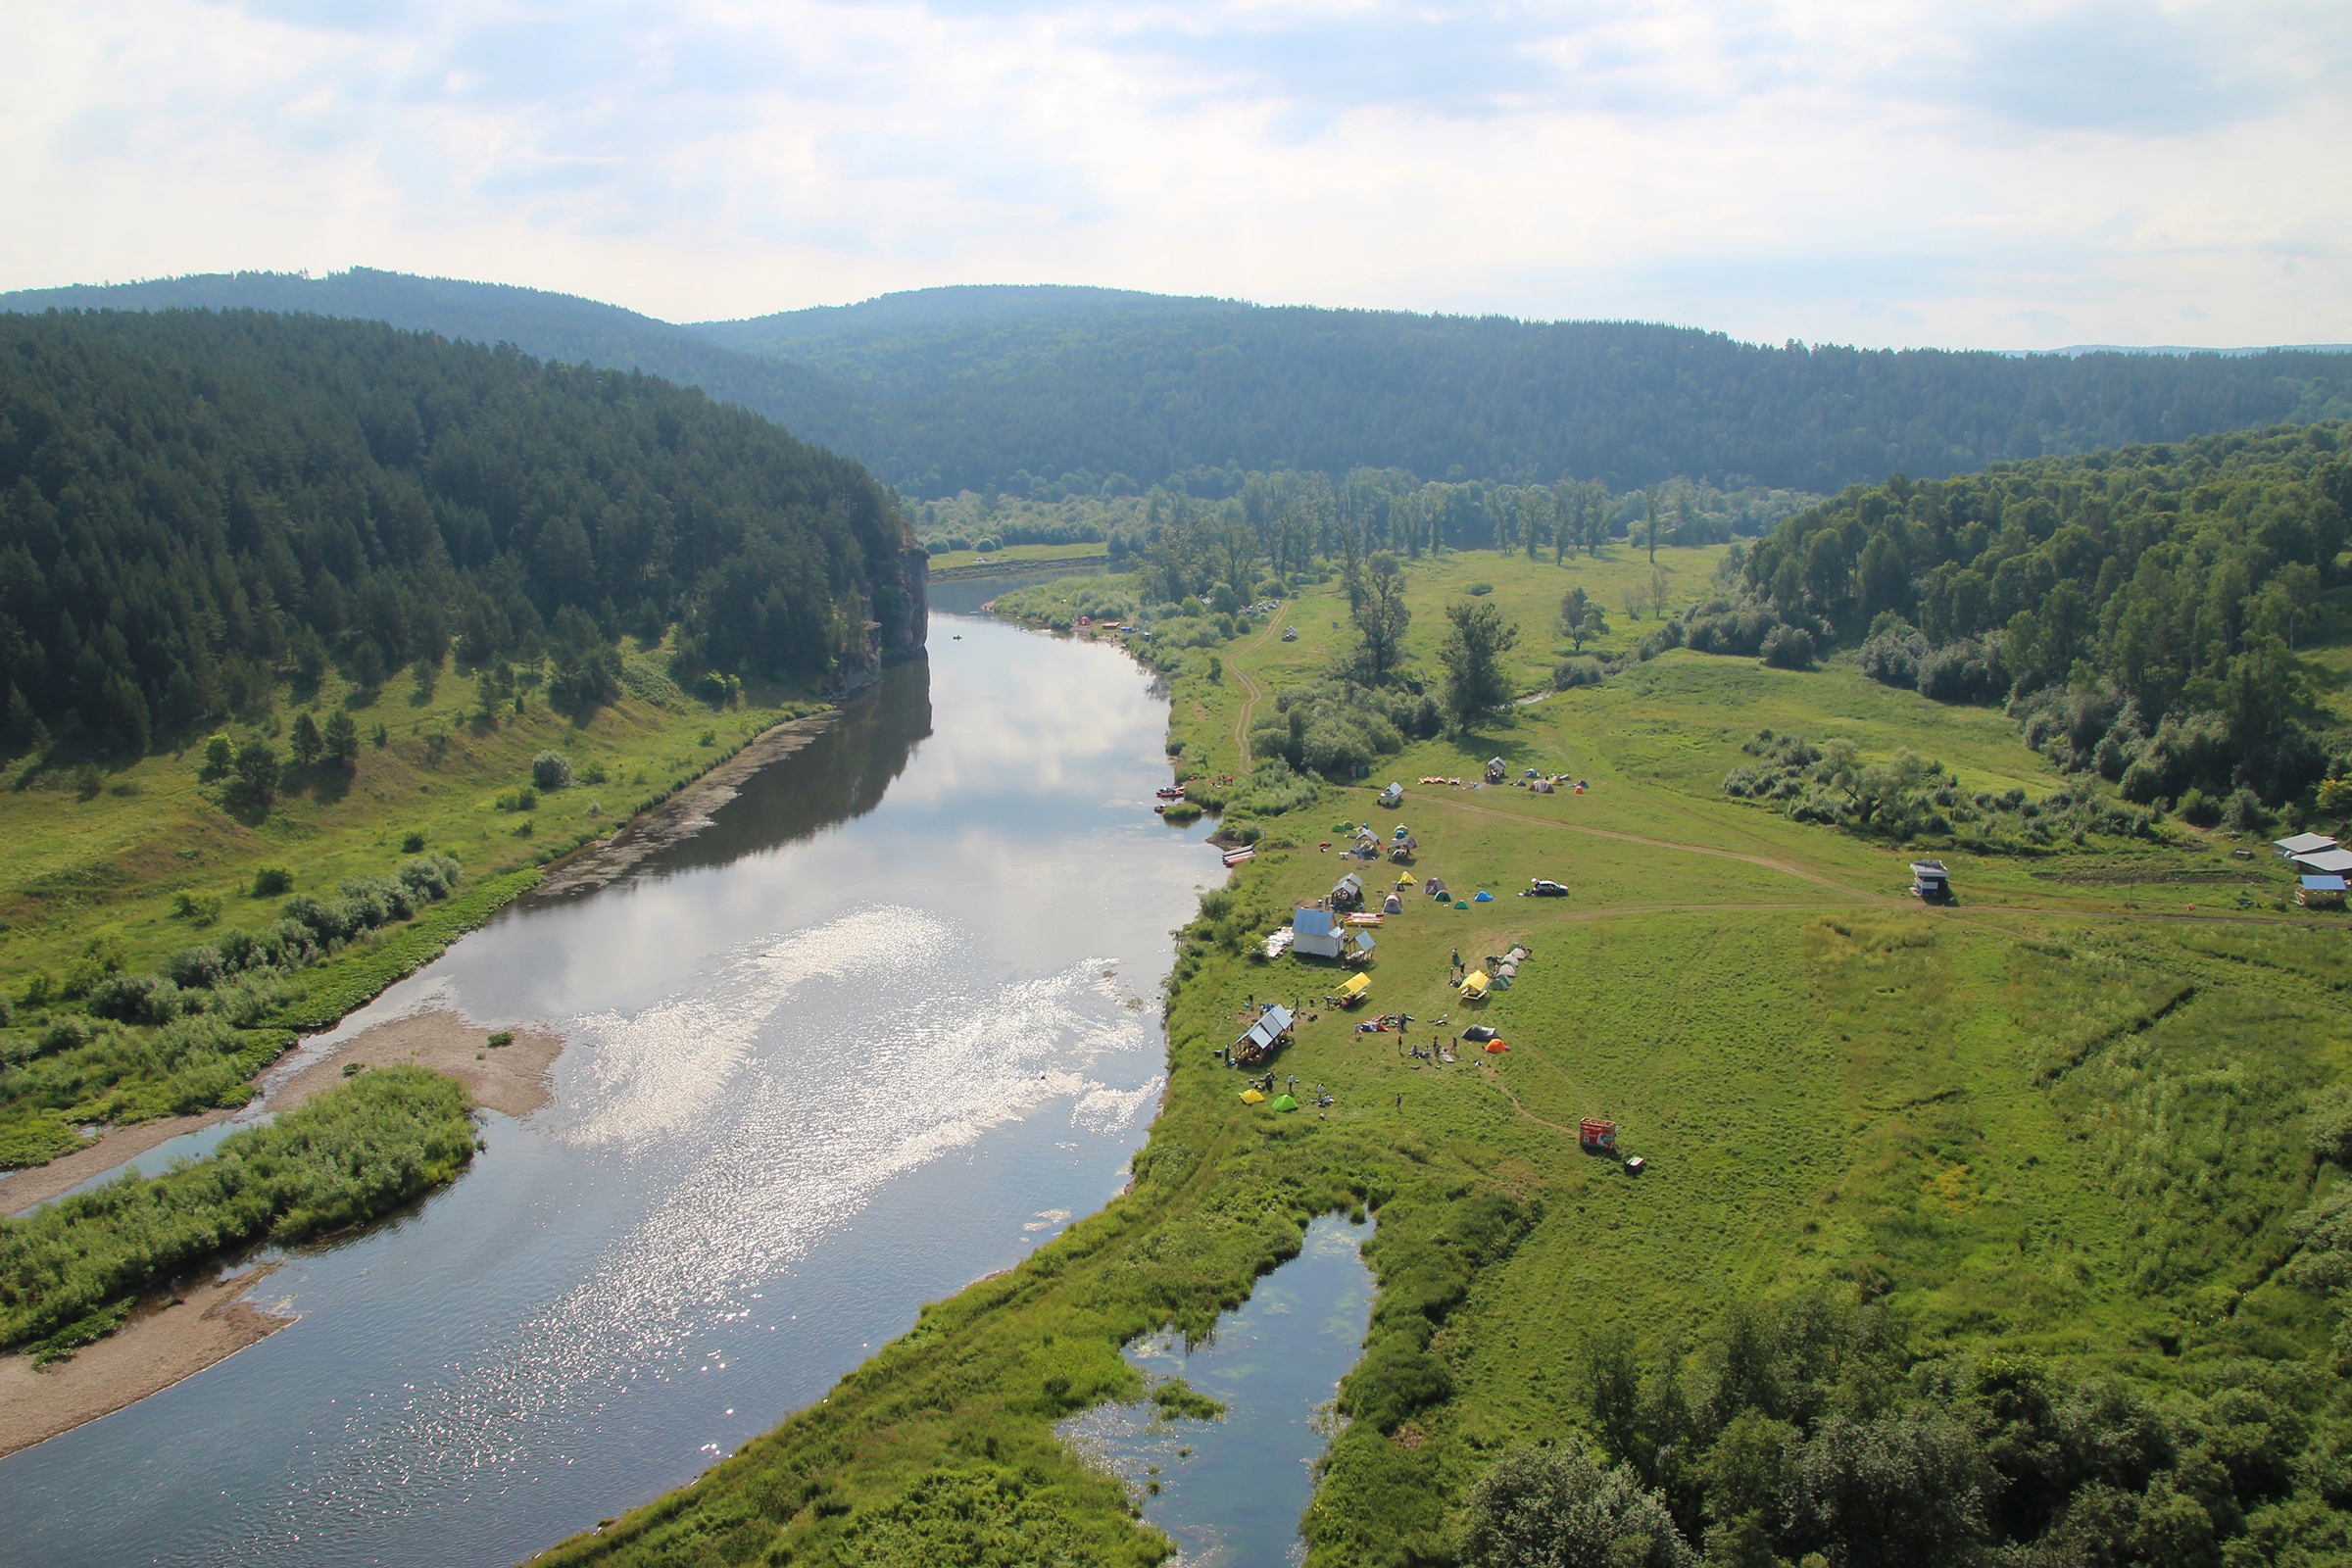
xmin=1060 ymin=1213 xmax=1375 ymax=1567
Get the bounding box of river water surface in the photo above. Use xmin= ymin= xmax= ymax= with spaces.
xmin=0 ymin=610 xmax=1218 ymax=1568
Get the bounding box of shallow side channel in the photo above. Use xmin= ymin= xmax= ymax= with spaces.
xmin=1061 ymin=1213 xmax=1377 ymax=1567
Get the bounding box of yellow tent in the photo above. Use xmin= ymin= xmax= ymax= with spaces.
xmin=1395 ymin=872 xmax=1417 ymax=888
xmin=1241 ymin=1088 xmax=1266 ymax=1104
xmin=1459 ymin=970 xmax=1491 ymax=1000
xmin=1339 ymin=973 xmax=1371 ymax=1000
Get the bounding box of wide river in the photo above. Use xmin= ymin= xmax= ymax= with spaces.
xmin=0 ymin=608 xmax=1220 ymax=1568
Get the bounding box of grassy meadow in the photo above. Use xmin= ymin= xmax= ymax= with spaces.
xmin=550 ymin=545 xmax=2352 ymax=1567
xmin=924 ymin=540 xmax=1113 ymax=572
xmin=0 ymin=647 xmax=821 ymax=1166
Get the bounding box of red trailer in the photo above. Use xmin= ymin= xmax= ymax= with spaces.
xmin=1579 ymin=1118 xmax=1618 ymax=1154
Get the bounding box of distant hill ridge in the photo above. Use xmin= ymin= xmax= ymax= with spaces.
xmin=9 ymin=270 xmax=2349 ymax=499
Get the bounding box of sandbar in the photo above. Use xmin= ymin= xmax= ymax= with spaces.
xmin=536 ymin=708 xmax=838 ymax=899
xmin=0 ymin=1009 xmax=562 ymax=1455
xmin=0 ymin=1263 xmax=287 ymax=1460
xmin=273 ymin=1007 xmax=563 ymax=1119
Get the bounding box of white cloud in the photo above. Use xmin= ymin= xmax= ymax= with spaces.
xmin=0 ymin=0 xmax=2343 ymax=348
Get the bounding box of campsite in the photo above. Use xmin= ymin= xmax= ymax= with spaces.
xmin=523 ymin=527 xmax=2352 ymax=1568
xmin=1109 ymin=534 xmax=2352 ymax=1563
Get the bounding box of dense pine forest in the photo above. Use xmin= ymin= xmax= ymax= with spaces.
xmin=0 ymin=310 xmax=921 ymax=757
xmin=11 ymin=273 xmax=2348 ymax=503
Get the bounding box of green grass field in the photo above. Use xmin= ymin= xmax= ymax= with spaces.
xmin=550 ymin=547 xmax=2352 ymax=1567
xmin=0 ymin=649 xmax=822 ymax=1165
xmin=1 ymin=653 xmax=812 ymax=991
xmin=924 ymin=541 xmax=1112 ymax=572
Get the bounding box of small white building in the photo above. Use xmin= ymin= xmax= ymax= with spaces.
xmin=1291 ymin=907 xmax=1345 ymax=959
xmin=2276 ymin=833 xmax=2340 ymax=859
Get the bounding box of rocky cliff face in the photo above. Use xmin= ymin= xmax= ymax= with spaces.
xmin=884 ymin=544 xmax=930 ymax=664
xmin=829 ymin=541 xmax=930 ymax=696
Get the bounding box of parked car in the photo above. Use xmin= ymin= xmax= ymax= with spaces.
xmin=1523 ymin=879 xmax=1570 ymax=898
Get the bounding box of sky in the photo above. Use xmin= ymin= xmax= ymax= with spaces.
xmin=2 ymin=0 xmax=2346 ymax=350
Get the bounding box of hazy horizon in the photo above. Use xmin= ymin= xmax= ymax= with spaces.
xmin=3 ymin=1 xmax=2345 ymax=354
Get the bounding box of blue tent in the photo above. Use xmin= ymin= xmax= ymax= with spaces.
xmin=1473 ymin=890 xmax=1494 ymax=903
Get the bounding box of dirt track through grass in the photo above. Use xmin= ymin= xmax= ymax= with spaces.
xmin=1229 ymin=614 xmax=1282 ymax=765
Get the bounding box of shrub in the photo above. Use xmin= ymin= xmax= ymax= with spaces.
xmin=531 ymin=751 xmax=573 ymax=791
xmin=2176 ymin=787 xmax=2222 ymax=826
xmin=401 ymin=831 xmax=426 ymax=853
xmin=1759 ymin=624 xmax=1816 ymax=669
xmin=251 ymin=866 xmax=294 ymax=898
xmin=1467 ymin=582 xmax=1494 ymax=596
xmin=163 ymin=946 xmax=226 ymax=991
xmin=2222 ymin=786 xmax=2267 ymax=832
xmin=1860 ymin=624 xmax=1929 ymax=689
xmin=1918 ymin=638 xmax=2004 ymax=703
xmin=1553 ymin=657 xmax=1606 ymax=690
xmin=397 ymin=853 xmax=462 ymax=901
xmin=1462 ymin=1448 xmax=1693 ymax=1568
xmin=86 ymin=972 xmax=185 ymax=1025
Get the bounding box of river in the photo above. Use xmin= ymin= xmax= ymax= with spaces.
xmin=0 ymin=610 xmax=1219 ymax=1568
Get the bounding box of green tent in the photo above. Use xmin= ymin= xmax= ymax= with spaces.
xmin=1271 ymin=1093 xmax=1299 ymax=1111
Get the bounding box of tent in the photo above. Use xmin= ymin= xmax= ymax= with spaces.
xmin=1473 ymin=890 xmax=1494 ymax=903
xmin=1271 ymin=1093 xmax=1299 ymax=1111
xmin=1460 ymin=970 xmax=1492 ymax=1000
xmin=1382 ymin=893 xmax=1403 ymax=914
xmin=1396 ymin=872 xmax=1417 ymax=888
xmin=1338 ymin=973 xmax=1372 ymax=1004
xmin=1484 ymin=1039 xmax=1509 ymax=1053
xmin=1241 ymin=1088 xmax=1265 ymax=1104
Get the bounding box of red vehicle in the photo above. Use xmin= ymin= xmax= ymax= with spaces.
xmin=1579 ymin=1118 xmax=1618 ymax=1155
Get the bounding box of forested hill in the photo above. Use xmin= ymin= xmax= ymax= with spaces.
xmin=0 ymin=310 xmax=924 ymax=756
xmin=13 ymin=272 xmax=2352 ymax=503
xmin=0 ymin=270 xmax=872 ymax=458
xmin=694 ymin=286 xmax=2352 ymax=497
